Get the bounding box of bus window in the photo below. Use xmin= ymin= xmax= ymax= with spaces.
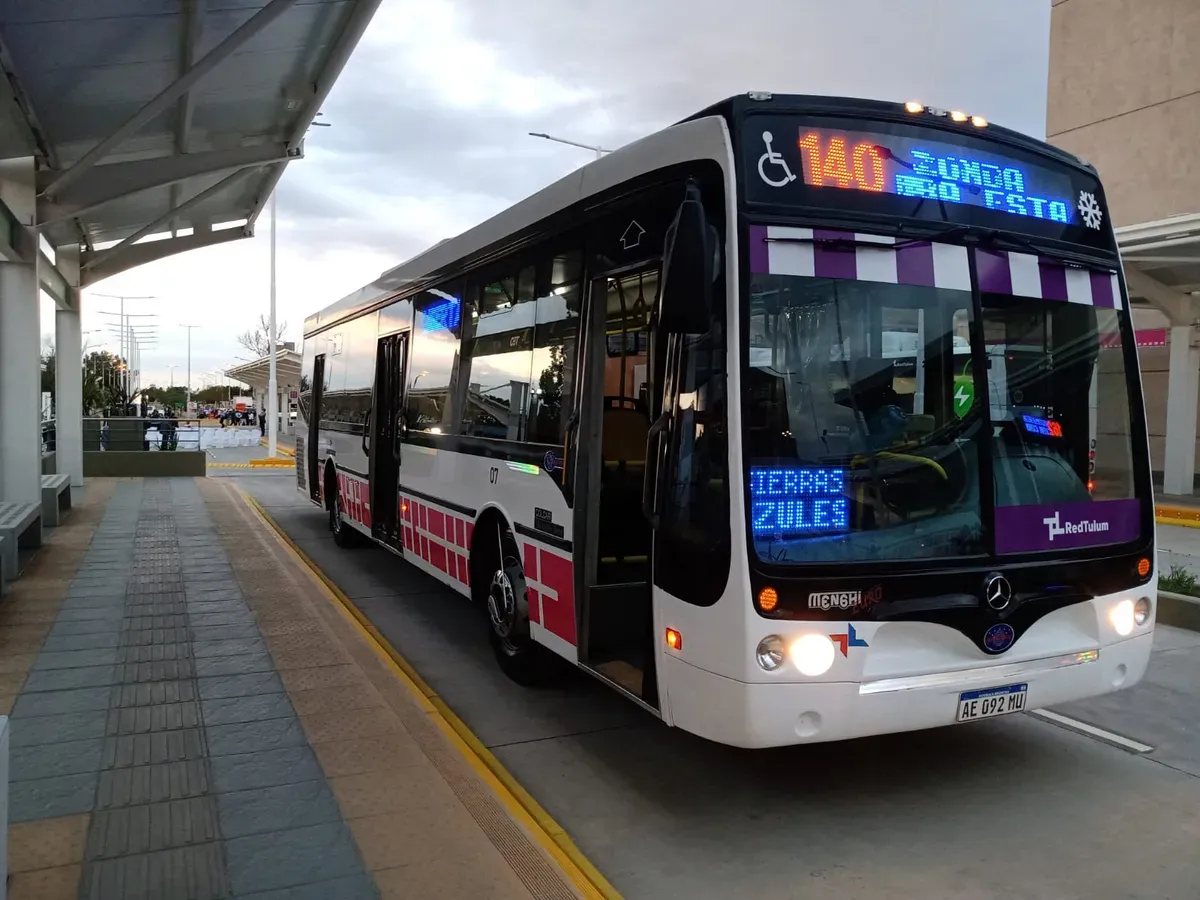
xmin=528 ymin=250 xmax=582 ymax=446
xmin=657 ymin=275 xmax=731 ymax=605
xmin=458 ymin=268 xmax=536 ymax=441
xmin=982 ymin=298 xmax=1136 ymax=511
xmin=407 ymin=287 xmax=463 ymax=435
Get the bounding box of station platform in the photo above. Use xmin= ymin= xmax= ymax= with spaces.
xmin=0 ymin=478 xmax=586 ymax=900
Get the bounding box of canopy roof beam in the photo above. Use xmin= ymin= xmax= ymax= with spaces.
xmin=40 ymin=0 xmax=300 ymax=203
xmin=38 ymin=143 xmax=298 ymax=225
xmin=81 ymin=228 xmax=246 ymax=287
xmin=171 ymin=0 xmax=206 ymax=236
xmin=80 ymin=168 xmax=254 ymax=282
xmin=1124 ymin=266 xmax=1197 ymax=327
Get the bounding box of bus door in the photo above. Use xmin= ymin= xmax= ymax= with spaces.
xmin=307 ymin=353 xmax=326 ymax=503
xmin=369 ymin=333 xmax=408 ymax=549
xmin=572 ymin=264 xmax=660 ymax=708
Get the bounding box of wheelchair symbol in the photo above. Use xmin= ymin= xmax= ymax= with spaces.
xmin=757 ymin=131 xmax=797 ymax=188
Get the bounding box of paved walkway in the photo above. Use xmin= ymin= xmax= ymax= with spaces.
xmin=3 ymin=478 xmax=582 ymax=900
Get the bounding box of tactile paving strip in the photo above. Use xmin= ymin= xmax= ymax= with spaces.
xmin=203 ymin=478 xmax=585 ymax=900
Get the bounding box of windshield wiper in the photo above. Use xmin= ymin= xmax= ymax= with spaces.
xmin=764 ymin=233 xmax=935 ymax=252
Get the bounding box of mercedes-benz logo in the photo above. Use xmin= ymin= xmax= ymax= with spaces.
xmin=984 ymin=574 xmax=1012 ymax=611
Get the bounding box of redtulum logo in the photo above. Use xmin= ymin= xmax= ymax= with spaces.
xmin=808 ymin=584 xmax=882 ymax=611
xmin=1043 ymin=511 xmax=1111 ymax=542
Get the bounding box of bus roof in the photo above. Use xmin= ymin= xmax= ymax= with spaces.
xmin=304 ymin=93 xmax=1098 ymax=339
xmin=682 ymin=93 xmax=1095 ymax=175
xmin=303 ymin=113 xmax=733 ymax=337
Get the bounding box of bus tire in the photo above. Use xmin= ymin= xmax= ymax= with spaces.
xmin=325 ymin=467 xmax=359 ymax=548
xmin=480 ymin=526 xmax=551 ymax=686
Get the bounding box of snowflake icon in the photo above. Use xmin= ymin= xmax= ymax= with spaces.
xmin=1078 ymin=191 xmax=1103 ymax=229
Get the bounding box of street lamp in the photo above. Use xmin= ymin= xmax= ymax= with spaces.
xmin=528 ymin=132 xmax=612 ymax=160
xmin=179 ymin=324 xmax=200 ymax=411
xmin=268 ymin=188 xmax=278 ymax=458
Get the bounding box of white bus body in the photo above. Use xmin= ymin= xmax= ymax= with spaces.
xmin=298 ymin=94 xmax=1156 ymax=747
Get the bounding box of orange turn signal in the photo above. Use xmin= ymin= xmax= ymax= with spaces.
xmin=1137 ymin=557 xmax=1151 ymax=578
xmin=665 ymin=628 xmax=682 ymax=651
xmin=758 ymin=586 xmax=779 ymax=612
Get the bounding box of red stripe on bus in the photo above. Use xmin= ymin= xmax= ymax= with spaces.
xmin=428 ymin=509 xmax=445 ymax=540
xmin=454 ymin=518 xmax=465 ymax=548
xmin=538 ymin=550 xmax=576 ymax=645
xmin=429 ymin=541 xmax=447 ymax=573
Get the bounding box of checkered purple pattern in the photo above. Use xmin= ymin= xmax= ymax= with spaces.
xmin=748 ymin=225 xmax=1122 ymax=309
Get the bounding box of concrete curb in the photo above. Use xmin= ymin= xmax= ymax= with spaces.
xmin=1157 ymin=589 xmax=1200 ymax=632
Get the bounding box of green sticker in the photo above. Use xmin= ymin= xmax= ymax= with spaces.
xmin=953 ymin=377 xmax=974 ymax=419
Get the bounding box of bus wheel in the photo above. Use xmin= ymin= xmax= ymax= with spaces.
xmin=484 ymin=528 xmax=550 ymax=685
xmin=327 ymin=472 xmax=358 ymax=548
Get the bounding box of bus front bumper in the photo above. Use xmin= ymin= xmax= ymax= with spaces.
xmin=660 ymin=631 xmax=1154 ymax=748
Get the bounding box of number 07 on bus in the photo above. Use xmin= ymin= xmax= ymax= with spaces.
xmin=298 ymin=92 xmax=1156 ymax=748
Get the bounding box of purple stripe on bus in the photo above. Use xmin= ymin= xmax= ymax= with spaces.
xmin=812 ymin=230 xmax=856 ymax=280
xmin=1038 ymin=258 xmax=1069 ymax=301
xmin=748 ymin=224 xmax=770 ymax=275
xmin=895 ymin=241 xmax=935 ymax=287
xmin=975 ymin=249 xmax=1012 ymax=295
xmin=1089 ymin=270 xmax=1115 ymax=308
xmin=994 ymin=499 xmax=1141 ymax=554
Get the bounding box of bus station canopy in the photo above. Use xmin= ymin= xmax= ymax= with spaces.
xmin=1118 ymin=213 xmax=1200 ymax=325
xmin=0 ymin=0 xmax=382 ymax=298
xmin=226 ymin=347 xmax=302 ymax=393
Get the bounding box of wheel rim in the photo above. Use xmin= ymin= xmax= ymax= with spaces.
xmin=487 ymin=566 xmax=518 ymax=648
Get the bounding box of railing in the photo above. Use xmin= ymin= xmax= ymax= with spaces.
xmin=81 ymin=418 xmax=265 ymax=452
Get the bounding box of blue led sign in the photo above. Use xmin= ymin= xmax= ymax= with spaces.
xmin=1021 ymin=414 xmax=1063 ymax=438
xmin=750 ymin=466 xmax=850 ymax=538
xmin=792 ymin=128 xmax=1075 ymax=226
xmin=423 ymin=295 xmax=461 ymax=333
xmin=896 ymin=149 xmax=1070 ymax=223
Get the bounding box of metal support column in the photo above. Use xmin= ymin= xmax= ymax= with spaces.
xmin=55 ymin=305 xmax=83 ymax=486
xmin=267 ymin=190 xmax=278 ymax=458
xmin=0 ymin=260 xmax=43 ymax=504
xmin=1163 ymin=325 xmax=1200 ymax=496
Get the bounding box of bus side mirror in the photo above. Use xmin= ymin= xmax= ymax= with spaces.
xmin=659 ymin=182 xmax=717 ymax=334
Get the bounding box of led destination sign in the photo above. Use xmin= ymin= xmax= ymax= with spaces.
xmin=743 ymin=115 xmax=1112 ymax=251
xmin=750 ymin=466 xmax=849 ymax=538
xmin=789 ymin=127 xmax=1075 ymax=223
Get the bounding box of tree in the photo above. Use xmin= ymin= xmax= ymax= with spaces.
xmin=236 ymin=313 xmax=288 ymax=358
xmin=143 ymin=384 xmax=188 ymax=409
xmin=193 ymin=385 xmax=236 ymax=404
xmin=82 ymin=351 xmax=132 ymax=415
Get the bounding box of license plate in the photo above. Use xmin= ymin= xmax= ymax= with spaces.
xmin=957 ymin=683 xmax=1028 ymax=722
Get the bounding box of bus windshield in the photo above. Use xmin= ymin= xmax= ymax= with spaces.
xmin=743 ymin=247 xmax=1144 ymax=565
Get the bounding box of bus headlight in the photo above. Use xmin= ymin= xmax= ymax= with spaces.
xmin=789 ymin=634 xmax=836 ymax=677
xmin=1134 ymin=596 xmax=1152 ymax=626
xmin=1110 ymin=598 xmax=1135 ymax=637
xmin=756 ymin=635 xmax=787 ymax=671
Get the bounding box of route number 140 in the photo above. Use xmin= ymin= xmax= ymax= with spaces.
xmin=798 ymin=132 xmax=886 ymax=193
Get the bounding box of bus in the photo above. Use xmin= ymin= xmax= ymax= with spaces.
xmin=297 ymin=92 xmax=1155 ymax=748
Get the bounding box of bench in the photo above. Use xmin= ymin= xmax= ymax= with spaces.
xmin=41 ymin=474 xmax=72 ymax=527
xmin=0 ymin=502 xmax=41 ymax=586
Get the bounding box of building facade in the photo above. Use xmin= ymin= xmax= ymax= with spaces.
xmin=1048 ymin=0 xmax=1200 ymax=486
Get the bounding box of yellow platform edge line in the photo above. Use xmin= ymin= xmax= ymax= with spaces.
xmin=259 ymin=437 xmax=297 ymax=458
xmin=239 ymin=490 xmax=621 ymax=900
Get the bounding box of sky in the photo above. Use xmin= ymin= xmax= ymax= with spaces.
xmin=43 ymin=0 xmax=1052 ymax=393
